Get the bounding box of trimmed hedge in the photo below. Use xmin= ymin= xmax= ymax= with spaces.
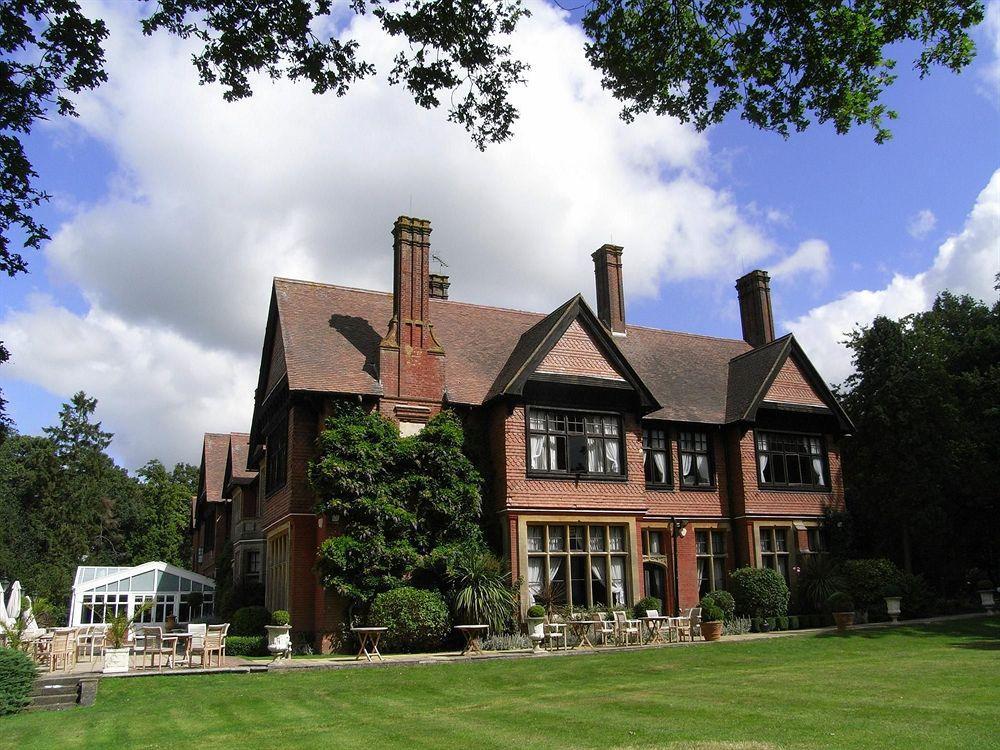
xmin=701 ymin=590 xmax=735 ymax=621
xmin=729 ymin=567 xmax=789 ymax=618
xmin=370 ymin=587 xmax=450 ymax=653
xmin=225 ymin=635 xmax=268 ymax=657
xmin=633 ymin=596 xmax=663 ymax=618
xmin=842 ymin=559 xmax=899 ymax=610
xmin=231 ymin=606 xmax=270 ymax=636
xmin=0 ymin=647 xmax=37 ymax=716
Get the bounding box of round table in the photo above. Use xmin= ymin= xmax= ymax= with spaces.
xmin=454 ymin=625 xmax=489 ymax=656
xmin=351 ymin=627 xmax=388 ymax=662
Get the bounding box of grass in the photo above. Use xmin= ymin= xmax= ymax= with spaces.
xmin=4 ymin=618 xmax=998 ymax=749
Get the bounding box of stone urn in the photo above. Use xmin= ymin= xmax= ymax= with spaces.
xmin=884 ymin=596 xmax=902 ymax=623
xmin=526 ymin=616 xmax=546 ymax=653
xmin=979 ymin=589 xmax=996 ymax=615
xmin=103 ymin=647 xmax=131 ymax=674
xmin=266 ymin=624 xmax=292 ymax=660
xmin=701 ymin=620 xmax=723 ymax=641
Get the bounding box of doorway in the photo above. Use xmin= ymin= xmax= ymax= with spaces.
xmin=643 ymin=562 xmax=668 ymax=613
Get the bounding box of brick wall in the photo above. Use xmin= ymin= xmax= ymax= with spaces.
xmin=763 ymin=358 xmax=826 ymax=407
xmin=643 ymin=426 xmax=730 ymax=518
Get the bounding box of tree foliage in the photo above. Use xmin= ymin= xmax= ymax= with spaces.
xmin=840 ymin=291 xmax=1000 ymax=589
xmin=0 ymin=391 xmax=198 ymax=605
xmin=310 ymin=402 xmax=487 ymax=608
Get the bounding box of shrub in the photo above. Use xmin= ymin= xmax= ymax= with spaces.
xmin=775 ymin=615 xmax=789 ymax=630
xmin=828 ymin=591 xmax=855 ymax=612
xmin=797 ymin=554 xmax=846 ymax=613
xmin=231 ymin=606 xmax=270 ymax=636
xmin=272 ymin=610 xmax=291 ymax=627
xmin=729 ymin=567 xmax=789 ymax=618
xmin=699 ymin=600 xmax=724 ymax=623
xmin=526 ymin=605 xmax=545 ymax=618
xmin=723 ymin=617 xmax=752 ymax=635
xmin=225 ymin=636 xmax=268 ymax=657
xmin=447 ymin=548 xmax=518 ymax=634
xmin=701 ymin=590 xmax=735 ymax=621
xmin=370 ymin=587 xmax=450 ymax=653
xmin=842 ymin=558 xmax=900 ymax=611
xmin=481 ymin=633 xmax=532 ymax=651
xmin=788 ymin=615 xmax=800 ymax=629
xmin=882 ymin=582 xmax=903 ymax=598
xmin=633 ymin=596 xmax=663 ymax=618
xmin=750 ymin=617 xmax=766 ymax=632
xmin=0 ymin=647 xmax=36 ymax=716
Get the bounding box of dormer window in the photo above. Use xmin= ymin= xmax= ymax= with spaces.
xmin=527 ymin=408 xmax=624 ymax=477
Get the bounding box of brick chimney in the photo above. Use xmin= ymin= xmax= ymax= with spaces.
xmin=379 ymin=217 xmax=445 ymax=402
xmin=736 ymin=269 xmax=775 ymax=347
xmin=592 ymin=244 xmax=626 ymax=335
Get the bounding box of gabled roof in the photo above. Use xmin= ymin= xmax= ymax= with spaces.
xmin=255 ymin=277 xmax=849 ymax=430
xmin=198 ymin=433 xmax=231 ymax=503
xmin=224 ymin=432 xmax=256 ymax=490
xmin=486 ymin=294 xmax=659 ymax=410
xmin=727 ymin=335 xmax=854 ymax=430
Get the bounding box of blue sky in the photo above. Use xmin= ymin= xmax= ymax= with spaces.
xmin=1 ymin=1 xmax=998 ymax=468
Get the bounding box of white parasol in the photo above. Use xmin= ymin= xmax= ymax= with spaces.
xmin=5 ymin=580 xmax=22 ymax=621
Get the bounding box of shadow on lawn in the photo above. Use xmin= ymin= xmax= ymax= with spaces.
xmin=811 ymin=616 xmax=999 ymax=649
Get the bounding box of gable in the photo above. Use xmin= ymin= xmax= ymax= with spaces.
xmin=762 ymin=357 xmax=826 ymax=407
xmin=534 ymin=320 xmax=626 ymax=381
xmin=265 ymin=318 xmax=287 ymax=395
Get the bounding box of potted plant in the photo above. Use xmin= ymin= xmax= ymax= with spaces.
xmin=976 ymin=580 xmax=995 ymax=614
xmin=102 ymin=600 xmax=152 ymax=674
xmin=699 ymin=600 xmax=724 ymax=641
xmin=828 ymin=592 xmax=855 ymax=632
xmin=525 ymin=605 xmax=546 ymax=652
xmin=883 ymin=582 xmax=903 ymax=623
xmin=266 ymin=609 xmax=292 ymax=659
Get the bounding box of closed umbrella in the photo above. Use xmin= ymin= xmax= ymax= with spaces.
xmin=5 ymin=581 xmax=21 ymax=621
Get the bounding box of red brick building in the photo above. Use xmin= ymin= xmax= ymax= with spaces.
xmin=197 ymin=216 xmax=852 ymax=650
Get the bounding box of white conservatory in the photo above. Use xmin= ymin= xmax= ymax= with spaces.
xmin=69 ymin=561 xmax=215 ymax=627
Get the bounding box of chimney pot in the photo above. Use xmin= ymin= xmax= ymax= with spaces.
xmin=736 ymin=269 xmax=775 ymax=347
xmin=592 ymin=244 xmax=626 ymax=335
xmin=429 ymin=273 xmax=450 ymax=300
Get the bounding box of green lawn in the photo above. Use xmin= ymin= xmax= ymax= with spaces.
xmin=5 ymin=619 xmax=998 ymax=749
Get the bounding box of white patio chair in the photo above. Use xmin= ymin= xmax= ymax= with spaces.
xmin=613 ymin=611 xmax=640 ymax=646
xmin=596 ymin=612 xmax=615 ymax=645
xmin=544 ymin=615 xmax=567 ymax=651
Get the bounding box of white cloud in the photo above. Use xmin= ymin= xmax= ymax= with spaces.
xmin=785 ymin=169 xmax=1000 ymax=386
xmin=3 ymin=1 xmax=810 ymax=467
xmin=907 ymin=208 xmax=937 ymax=239
xmin=771 ymin=239 xmax=831 ymax=283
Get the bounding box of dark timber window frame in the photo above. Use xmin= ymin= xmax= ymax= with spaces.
xmin=759 ymin=526 xmax=791 ymax=584
xmin=642 ymin=426 xmax=672 ymax=488
xmin=695 ymin=529 xmax=727 ymax=598
xmin=525 ymin=407 xmax=626 ymax=480
xmin=264 ymin=416 xmax=288 ymax=497
xmin=678 ymin=430 xmax=714 ymax=488
xmin=754 ymin=430 xmax=828 ymax=491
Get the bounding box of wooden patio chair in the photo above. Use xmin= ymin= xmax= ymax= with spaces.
xmin=613 ymin=611 xmax=640 ymax=646
xmin=544 ymin=615 xmax=567 ymax=651
xmin=675 ymin=607 xmax=702 ymax=642
xmin=596 ymin=612 xmax=616 ymax=645
xmin=193 ymin=624 xmax=226 ymax=668
xmin=138 ymin=626 xmax=177 ymax=671
xmin=48 ymin=628 xmax=76 ymax=672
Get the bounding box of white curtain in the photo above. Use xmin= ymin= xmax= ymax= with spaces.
xmin=696 ymin=455 xmax=710 ymax=483
xmin=610 ymin=558 xmax=626 ymax=605
xmin=547 ymin=436 xmax=559 ymax=470
xmin=590 ymin=559 xmax=606 ymax=586
xmin=681 ymin=454 xmax=692 ymax=478
xmin=548 ymin=557 xmax=563 ymax=583
xmin=604 ymin=441 xmax=620 ymax=473
xmin=758 ymin=455 xmax=769 ymax=483
xmin=529 ymin=435 xmax=545 ymax=470
xmin=653 ymin=452 xmax=666 ymax=482
xmin=812 ymin=457 xmax=825 ymax=485
xmin=587 ymin=438 xmax=602 ymax=472
xmin=528 ymin=558 xmax=543 ymax=598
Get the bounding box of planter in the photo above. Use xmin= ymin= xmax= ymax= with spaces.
xmin=979 ymin=589 xmax=996 ymax=614
xmin=701 ymin=621 xmax=723 ymax=641
xmin=832 ymin=611 xmax=855 ymax=632
xmin=526 ymin=616 xmax=545 ymax=653
xmin=103 ymin=647 xmax=131 ymax=674
xmin=266 ymin=624 xmax=292 ymax=659
xmin=884 ymin=596 xmax=902 ymax=623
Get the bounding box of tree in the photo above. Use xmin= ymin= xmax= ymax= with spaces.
xmin=0 ymin=341 xmax=11 ymax=442
xmin=840 ymin=291 xmax=1000 ymax=590
xmin=310 ymin=403 xmax=487 ymax=610
xmin=117 ymin=460 xmax=198 ymax=566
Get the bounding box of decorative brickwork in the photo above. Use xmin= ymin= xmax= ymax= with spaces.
xmin=536 ymin=320 xmax=626 ymax=380
xmin=763 ymin=357 xmax=827 ymax=407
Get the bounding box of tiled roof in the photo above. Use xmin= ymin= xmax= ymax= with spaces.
xmin=228 ymin=432 xmax=256 ymax=482
xmin=200 ymin=433 xmax=231 ymax=503
xmin=725 ymin=335 xmax=793 ymax=423
xmin=271 ymin=278 xmax=766 ymax=424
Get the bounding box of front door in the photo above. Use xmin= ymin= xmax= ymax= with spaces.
xmin=643 ymin=562 xmax=667 ymax=613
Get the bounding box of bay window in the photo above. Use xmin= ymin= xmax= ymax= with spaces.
xmin=756 ymin=431 xmax=827 ymax=489
xmin=526 ymin=524 xmax=629 ymax=608
xmin=527 ymin=409 xmax=624 ymax=477
xmin=679 ymin=431 xmax=713 ymax=487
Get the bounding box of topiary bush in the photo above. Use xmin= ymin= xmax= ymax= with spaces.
xmin=701 ymin=590 xmax=735 ymax=621
xmin=842 ymin=558 xmax=900 ymax=612
xmin=699 ymin=600 xmax=724 ymax=623
xmin=827 ymin=591 xmax=855 ymax=612
xmin=526 ymin=604 xmax=545 ymax=618
xmin=0 ymin=647 xmax=36 ymax=716
xmin=230 ymin=605 xmax=270 ymax=636
xmin=370 ymin=587 xmax=450 ymax=653
xmin=225 ymin=635 xmax=268 ymax=657
xmin=272 ymin=609 xmax=291 ymax=627
xmin=729 ymin=567 xmax=789 ymax=618
xmin=633 ymin=596 xmax=663 ymax=618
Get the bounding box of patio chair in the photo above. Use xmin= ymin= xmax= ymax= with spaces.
xmin=193 ymin=624 xmax=226 ymax=668
xmin=47 ymin=628 xmax=76 ymax=672
xmin=675 ymin=607 xmax=702 ymax=642
xmin=613 ymin=611 xmax=640 ymax=646
xmin=596 ymin=612 xmax=616 ymax=645
xmin=77 ymin=624 xmax=106 ymax=662
xmin=188 ymin=623 xmax=207 ymax=653
xmin=544 ymin=616 xmax=567 ymax=651
xmin=138 ymin=626 xmax=177 ymax=671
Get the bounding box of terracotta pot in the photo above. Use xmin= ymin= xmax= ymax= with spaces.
xmin=832 ymin=611 xmax=855 ymax=632
xmin=701 ymin=620 xmax=723 ymax=641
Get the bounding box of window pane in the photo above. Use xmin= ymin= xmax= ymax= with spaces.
xmin=786 ymin=454 xmax=802 ymax=484
xmin=695 ymin=530 xmax=708 ymax=555
xmin=609 ymin=526 xmax=626 ymax=552
xmin=529 ymin=411 xmax=545 ymax=430
xmin=529 ymin=435 xmax=547 ymax=470
xmin=591 ymin=557 xmax=608 ymax=605
xmin=589 ymin=526 xmax=606 ymax=552
xmin=695 ymin=454 xmax=711 ymax=484
xmin=647 ymin=530 xmax=661 ymax=555
xmin=697 ymin=558 xmax=709 ymax=599
xmin=527 ymin=525 xmax=544 ymax=552
xmin=602 ymin=416 xmax=618 ymax=436
xmin=528 ymin=557 xmax=544 ymax=600
xmin=604 ymin=440 xmax=620 ymax=474
xmin=776 ymin=556 xmax=790 ymax=583
xmin=773 ymin=455 xmax=787 ymax=483
xmin=569 ymin=525 xmax=585 ymax=552
xmin=548 ymin=526 xmax=565 ymax=552
xmin=711 ymin=531 xmax=726 ymax=556
xmin=610 ymin=557 xmax=627 ymax=605
xmin=551 ymin=435 xmax=567 ymax=471
xmin=549 ymin=557 xmax=567 ymax=603
xmin=571 ymin=556 xmax=588 ymax=607
xmin=713 ymin=558 xmax=725 ymax=591
xmin=586 ymin=438 xmax=603 ymax=473
xmin=760 ymin=529 xmax=773 ymax=553
xmin=774 ymin=529 xmax=788 ymax=552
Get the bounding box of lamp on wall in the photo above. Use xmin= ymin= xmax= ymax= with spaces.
xmin=674 ymin=520 xmax=689 ymax=539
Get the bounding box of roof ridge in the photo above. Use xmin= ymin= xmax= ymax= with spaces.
xmin=626 ymin=321 xmax=750 ymax=345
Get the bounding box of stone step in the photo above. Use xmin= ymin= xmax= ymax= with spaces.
xmin=29 ymin=684 xmax=79 ymax=698
xmin=29 ymin=692 xmax=80 ymax=708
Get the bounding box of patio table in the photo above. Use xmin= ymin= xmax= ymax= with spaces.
xmin=666 ymin=616 xmax=688 ymax=642
xmin=454 ymin=624 xmax=489 ymax=656
xmin=165 ymin=633 xmax=194 ymax=667
xmin=351 ymin=627 xmax=388 ymax=662
xmin=640 ymin=616 xmax=672 ymax=645
xmin=567 ymin=620 xmax=601 ymax=649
